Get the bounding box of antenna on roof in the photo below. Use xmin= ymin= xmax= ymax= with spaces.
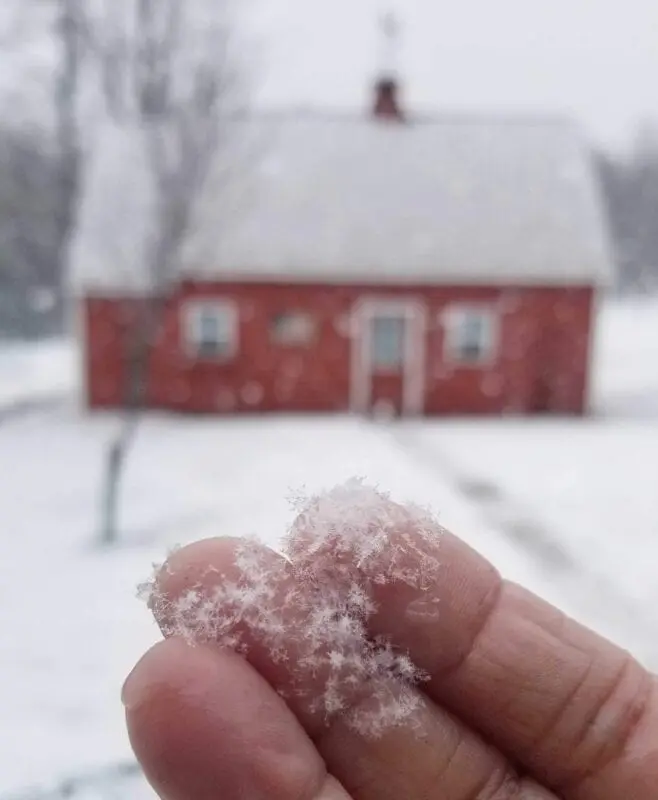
xmin=378 ymin=10 xmax=402 ymax=80
xmin=373 ymin=10 xmax=405 ymax=121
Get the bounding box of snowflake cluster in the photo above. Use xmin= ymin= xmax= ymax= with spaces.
xmin=142 ymin=478 xmax=442 ymax=737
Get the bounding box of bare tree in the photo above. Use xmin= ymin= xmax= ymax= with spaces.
xmin=595 ymin=130 xmax=658 ymax=296
xmin=75 ymin=0 xmax=247 ymax=544
xmin=0 ymin=129 xmax=63 ymax=338
xmin=0 ymin=0 xmax=84 ymax=338
xmin=53 ymin=0 xmax=85 ymax=293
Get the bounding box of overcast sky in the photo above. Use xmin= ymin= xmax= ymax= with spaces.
xmin=247 ymin=0 xmax=658 ymax=150
xmin=2 ymin=0 xmax=656 ymax=150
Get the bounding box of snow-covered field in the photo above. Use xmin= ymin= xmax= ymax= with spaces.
xmin=0 ymin=296 xmax=657 ymax=796
xmin=0 ymin=339 xmax=77 ymax=412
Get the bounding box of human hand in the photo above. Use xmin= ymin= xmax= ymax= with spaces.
xmin=122 ymin=503 xmax=657 ymax=799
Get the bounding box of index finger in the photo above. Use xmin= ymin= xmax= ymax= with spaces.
xmin=310 ymin=510 xmax=658 ymax=799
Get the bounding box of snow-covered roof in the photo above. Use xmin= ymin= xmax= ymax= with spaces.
xmin=70 ymin=111 xmax=615 ymax=292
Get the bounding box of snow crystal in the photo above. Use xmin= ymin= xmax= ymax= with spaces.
xmin=481 ymin=372 xmax=504 ymax=397
xmin=241 ymin=382 xmax=264 ymax=406
xmin=143 ymin=478 xmax=442 ymax=738
xmin=215 ymin=388 xmax=236 ymax=411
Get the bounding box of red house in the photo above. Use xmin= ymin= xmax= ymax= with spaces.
xmin=72 ymin=79 xmax=614 ymax=416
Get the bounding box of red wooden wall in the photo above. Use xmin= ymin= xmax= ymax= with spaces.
xmin=83 ymin=282 xmax=594 ymax=416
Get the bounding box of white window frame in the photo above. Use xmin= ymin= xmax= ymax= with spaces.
xmin=442 ymin=304 xmax=498 ymax=366
xmin=183 ymin=299 xmax=238 ymax=361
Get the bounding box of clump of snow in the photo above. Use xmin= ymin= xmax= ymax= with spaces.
xmin=286 ymin=480 xmax=441 ymax=591
xmin=144 ymin=478 xmax=442 ymax=738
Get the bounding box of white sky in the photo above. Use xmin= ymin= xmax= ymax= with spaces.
xmin=1 ymin=0 xmax=656 ymax=150
xmin=246 ymin=0 xmax=658 ymax=150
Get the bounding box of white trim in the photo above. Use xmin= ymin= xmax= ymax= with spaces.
xmin=350 ymin=298 xmax=426 ymax=416
xmin=441 ymin=303 xmax=499 ymax=366
xmin=74 ymin=295 xmax=89 ymax=411
xmin=182 ymin=298 xmax=239 ymax=361
xmin=584 ymin=285 xmax=604 ymax=415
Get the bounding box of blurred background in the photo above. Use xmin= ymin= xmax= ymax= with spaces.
xmin=1 ymin=0 xmax=657 ymax=797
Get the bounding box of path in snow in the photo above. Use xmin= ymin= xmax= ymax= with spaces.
xmin=385 ymin=419 xmax=658 ymax=670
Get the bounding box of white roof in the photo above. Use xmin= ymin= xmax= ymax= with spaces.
xmin=70 ymin=111 xmax=615 ymax=292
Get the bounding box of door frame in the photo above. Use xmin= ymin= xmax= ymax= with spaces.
xmin=349 ymin=297 xmax=427 ymax=416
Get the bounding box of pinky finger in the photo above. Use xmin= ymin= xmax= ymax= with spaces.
xmin=122 ymin=637 xmax=351 ymax=800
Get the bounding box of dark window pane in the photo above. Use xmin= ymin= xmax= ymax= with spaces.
xmin=371 ymin=316 xmax=405 ymax=368
xmin=458 ymin=341 xmax=485 ymax=362
xmin=199 ymin=312 xmax=221 ymax=341
xmin=197 ymin=337 xmax=228 ymax=357
xmin=185 ymin=302 xmax=236 ymax=359
xmin=447 ymin=309 xmax=492 ymax=363
xmin=461 ymin=316 xmax=485 ymax=349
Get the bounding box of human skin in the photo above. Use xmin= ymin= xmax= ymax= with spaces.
xmin=123 ymin=529 xmax=658 ymax=799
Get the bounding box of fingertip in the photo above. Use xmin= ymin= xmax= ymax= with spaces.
xmin=121 ymin=638 xmax=177 ymax=710
xmin=149 ymin=536 xmax=278 ymax=620
xmin=147 ymin=537 xmax=247 ymax=636
xmin=123 ymin=637 xmax=326 ymax=800
xmin=155 ymin=537 xmax=244 ymax=593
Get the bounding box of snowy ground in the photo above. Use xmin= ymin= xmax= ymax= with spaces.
xmin=1 ymin=296 xmax=657 ymax=796
xmin=0 ymin=339 xmax=77 ymax=413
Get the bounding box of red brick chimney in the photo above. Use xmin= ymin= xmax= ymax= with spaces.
xmin=372 ymin=12 xmax=404 ymax=122
xmin=372 ymin=76 xmax=404 ymax=122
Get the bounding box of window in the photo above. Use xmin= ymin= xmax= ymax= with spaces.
xmin=183 ymin=300 xmax=237 ymax=359
xmin=444 ymin=306 xmax=496 ymax=364
xmin=371 ymin=314 xmax=406 ymax=370
xmin=271 ymin=312 xmax=316 ymax=346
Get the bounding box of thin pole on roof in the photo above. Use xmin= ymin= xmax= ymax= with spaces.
xmin=378 ymin=10 xmax=403 ymax=80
